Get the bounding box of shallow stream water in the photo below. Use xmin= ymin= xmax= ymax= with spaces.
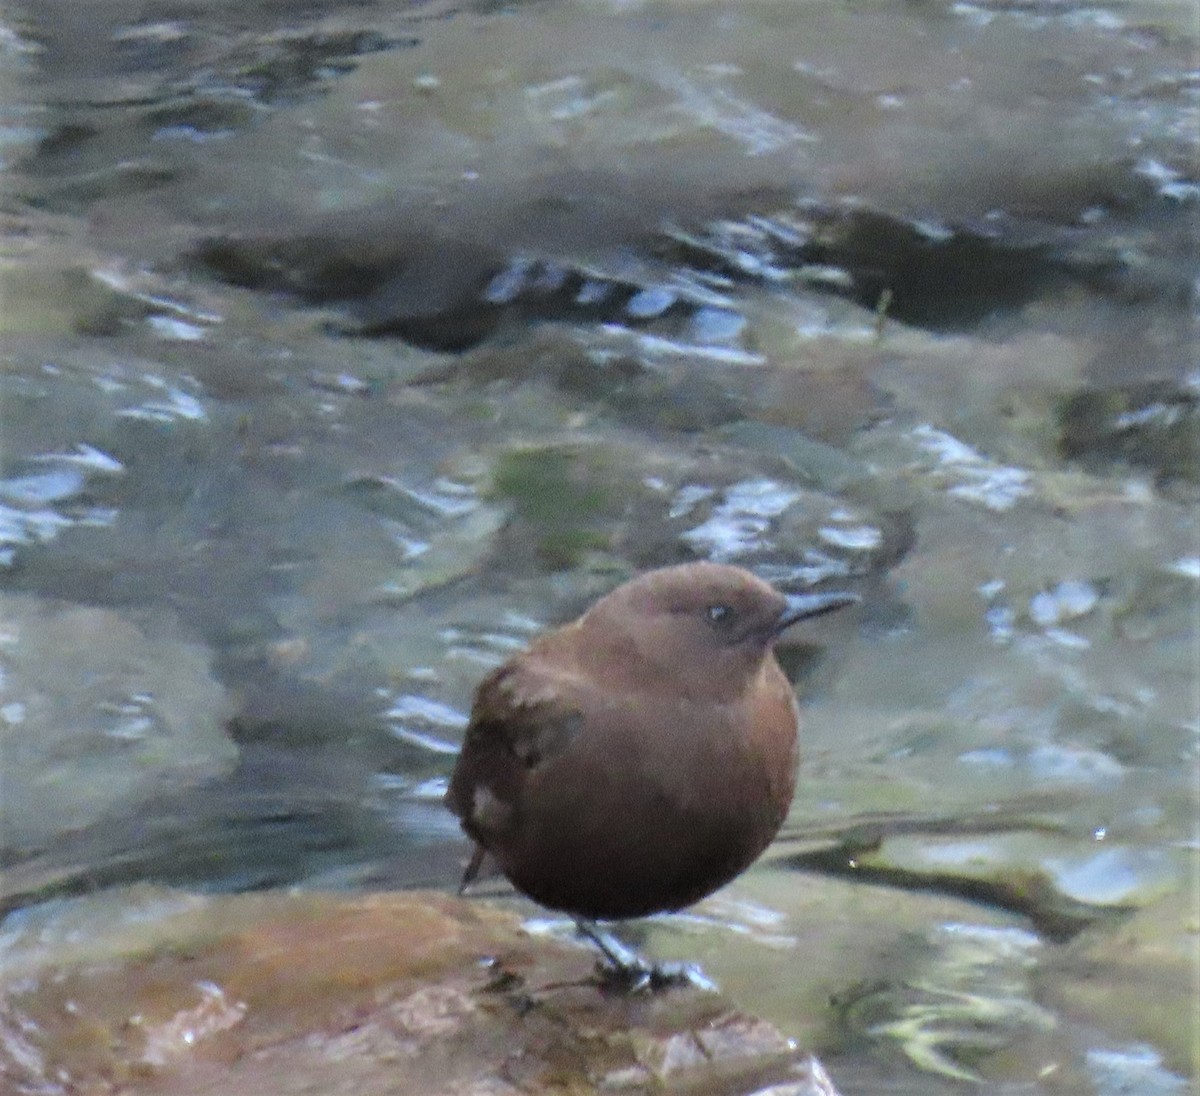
xmin=1 ymin=2 xmax=1197 ymax=1092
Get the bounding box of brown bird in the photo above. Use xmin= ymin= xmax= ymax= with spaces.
xmin=445 ymin=561 xmax=856 ymax=986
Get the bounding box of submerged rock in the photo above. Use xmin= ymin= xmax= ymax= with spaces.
xmin=1040 ymin=885 xmax=1200 ymax=1081
xmin=1059 ymin=377 xmax=1200 ymax=489
xmin=784 ymin=822 xmax=1187 ymax=944
xmin=0 ymin=594 xmax=235 ymax=854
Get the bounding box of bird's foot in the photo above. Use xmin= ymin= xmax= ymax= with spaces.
xmin=573 ymin=918 xmax=717 ymax=994
xmin=596 ymin=957 xmax=717 ymax=994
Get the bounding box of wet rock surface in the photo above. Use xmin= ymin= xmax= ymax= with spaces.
xmin=0 ymin=889 xmax=841 ymax=1096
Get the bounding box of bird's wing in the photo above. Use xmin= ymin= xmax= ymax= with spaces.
xmin=445 ymin=661 xmax=584 ymax=877
xmin=473 ymin=660 xmax=586 ymax=767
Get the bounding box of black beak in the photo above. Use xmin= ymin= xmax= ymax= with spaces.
xmin=775 ymin=591 xmax=860 ymax=633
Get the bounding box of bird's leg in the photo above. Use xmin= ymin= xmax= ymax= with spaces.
xmin=572 ymin=918 xmax=717 ymax=993
xmin=572 ymin=918 xmax=645 ymax=972
xmin=457 ymin=843 xmax=487 ymax=895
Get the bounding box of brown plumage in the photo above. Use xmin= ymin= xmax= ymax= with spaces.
xmin=445 ymin=561 xmax=856 ymax=922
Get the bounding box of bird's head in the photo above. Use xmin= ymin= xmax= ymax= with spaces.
xmin=576 ymin=562 xmax=857 ymax=702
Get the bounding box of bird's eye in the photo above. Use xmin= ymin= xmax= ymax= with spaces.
xmin=706 ymin=604 xmax=734 ymax=627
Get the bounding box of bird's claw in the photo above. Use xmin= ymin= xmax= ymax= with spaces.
xmin=574 ymin=918 xmax=717 ymax=993
xmin=597 ymin=957 xmax=717 ymax=994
